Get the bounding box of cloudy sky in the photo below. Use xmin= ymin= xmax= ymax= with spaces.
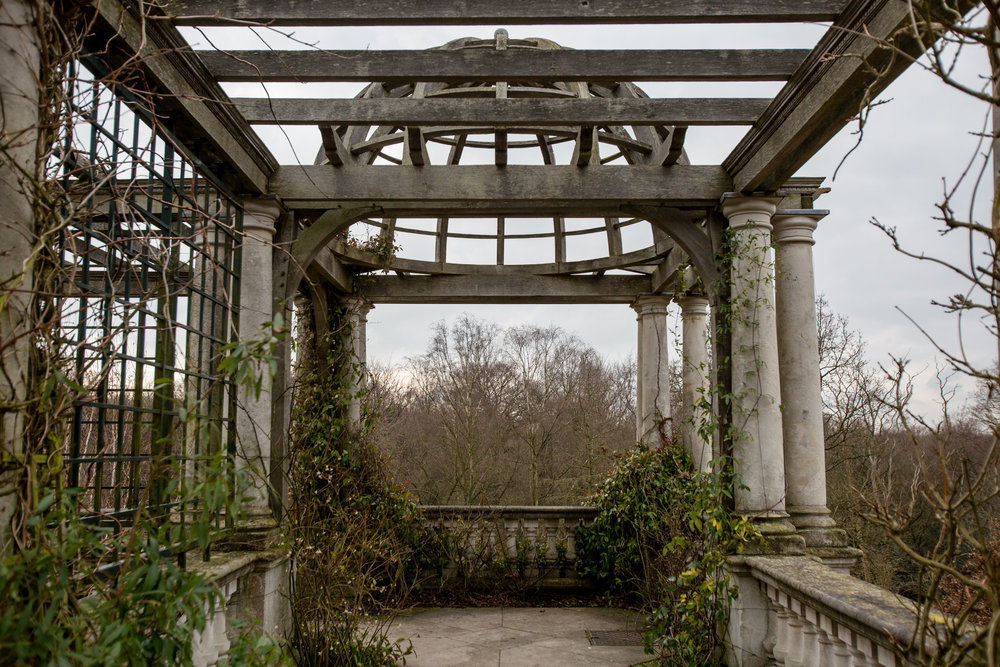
xmin=185 ymin=19 xmax=995 ymax=414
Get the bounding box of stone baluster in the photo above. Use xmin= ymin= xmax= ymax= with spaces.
xmin=772 ymin=606 xmax=792 ymax=664
xmin=784 ymin=599 xmax=807 ymax=667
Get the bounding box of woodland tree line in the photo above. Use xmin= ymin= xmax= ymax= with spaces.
xmin=367 ymin=302 xmax=999 ymax=608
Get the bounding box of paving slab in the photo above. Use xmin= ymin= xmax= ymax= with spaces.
xmin=387 ymin=607 xmax=649 ymax=666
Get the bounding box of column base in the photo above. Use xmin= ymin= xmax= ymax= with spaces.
xmin=787 ymin=505 xmax=849 ymax=545
xmin=746 ymin=511 xmax=806 ymax=556
xmin=787 ymin=506 xmax=860 ymax=573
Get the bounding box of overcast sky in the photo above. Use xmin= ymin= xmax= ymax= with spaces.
xmin=185 ymin=20 xmax=995 ymax=415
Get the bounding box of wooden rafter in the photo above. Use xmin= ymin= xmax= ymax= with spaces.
xmin=196 ymin=49 xmax=809 ymax=83
xmin=163 ymin=0 xmax=848 ymax=26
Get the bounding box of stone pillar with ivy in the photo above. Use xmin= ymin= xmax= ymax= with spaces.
xmin=677 ymin=294 xmax=712 ymax=472
xmin=236 ymin=198 xmax=283 ymax=526
xmin=631 ymin=293 xmax=672 ymax=446
xmin=0 ymin=0 xmax=41 ymax=552
xmin=720 ymin=195 xmax=800 ymax=545
xmin=342 ymin=296 xmax=373 ymax=430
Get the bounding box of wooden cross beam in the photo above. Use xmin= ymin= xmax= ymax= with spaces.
xmin=197 ymin=49 xmax=809 ymax=83
xmin=271 ymin=165 xmax=732 ymax=212
xmin=163 ymin=0 xmax=848 ymax=26
xmin=358 ymin=274 xmax=655 ymax=304
xmin=232 ymin=97 xmax=769 ymax=127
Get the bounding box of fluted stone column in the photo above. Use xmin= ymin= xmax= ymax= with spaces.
xmin=0 ymin=0 xmax=40 ymax=552
xmin=343 ymin=296 xmax=373 ymax=429
xmin=677 ymin=294 xmax=712 ymax=472
xmin=236 ymin=198 xmax=282 ymax=518
xmin=721 ymin=195 xmax=798 ymax=542
xmin=631 ymin=294 xmax=672 ymax=445
xmin=773 ymin=211 xmax=845 ymax=548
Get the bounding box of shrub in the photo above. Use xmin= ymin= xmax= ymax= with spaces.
xmin=575 ymin=441 xmax=757 ymax=665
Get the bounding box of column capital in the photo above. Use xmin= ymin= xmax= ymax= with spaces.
xmin=676 ymin=294 xmax=710 ymax=315
xmin=631 ymin=292 xmax=671 ymax=317
xmin=719 ymin=193 xmax=784 ymax=231
xmin=772 ymin=210 xmax=828 ymax=246
xmin=243 ymin=196 xmax=285 ymax=235
xmin=342 ymin=295 xmax=374 ymax=321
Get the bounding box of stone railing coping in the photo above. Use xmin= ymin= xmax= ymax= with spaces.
xmin=420 ymin=505 xmax=598 ymax=519
xmin=743 ymin=555 xmax=933 ymax=657
xmin=189 ymin=549 xmax=287 ymax=587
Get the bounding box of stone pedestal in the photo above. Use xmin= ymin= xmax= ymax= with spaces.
xmin=342 ymin=296 xmax=373 ymax=429
xmin=721 ymin=195 xmax=800 ymax=549
xmin=0 ymin=0 xmax=40 ymax=552
xmin=677 ymin=295 xmax=712 ymax=471
xmin=631 ymin=294 xmax=672 ymax=446
xmin=235 ymin=199 xmax=282 ymax=523
xmin=773 ymin=211 xmax=851 ymax=555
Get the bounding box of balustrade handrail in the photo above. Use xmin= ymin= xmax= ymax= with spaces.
xmin=743 ymin=555 xmax=950 ymax=665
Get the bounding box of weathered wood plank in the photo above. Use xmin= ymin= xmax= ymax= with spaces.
xmin=361 ymin=274 xmax=652 ymax=304
xmin=164 ymin=0 xmax=848 ymax=26
xmin=272 ymin=165 xmax=732 ymax=211
xmin=87 ymin=0 xmax=276 ymax=192
xmin=234 ymin=97 xmax=768 ymax=126
xmin=311 ymin=247 xmax=352 ymax=292
xmin=726 ymin=0 xmax=976 ymax=191
xmin=198 ymin=49 xmax=809 ymax=83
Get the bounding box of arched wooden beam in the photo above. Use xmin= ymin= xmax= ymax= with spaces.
xmin=284 ymin=206 xmax=381 ymax=301
xmin=627 ymin=205 xmax=718 ymax=291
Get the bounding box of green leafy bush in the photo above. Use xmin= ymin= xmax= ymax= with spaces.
xmin=575 ymin=441 xmax=758 ymax=665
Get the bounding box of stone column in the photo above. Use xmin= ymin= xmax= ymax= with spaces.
xmin=343 ymin=296 xmax=373 ymax=429
xmin=631 ymin=294 xmax=672 ymax=446
xmin=0 ymin=0 xmax=40 ymax=551
xmin=236 ymin=198 xmax=282 ymax=520
xmin=721 ymin=195 xmax=798 ymax=543
xmin=773 ymin=211 xmax=844 ymax=548
xmin=677 ymin=294 xmax=712 ymax=472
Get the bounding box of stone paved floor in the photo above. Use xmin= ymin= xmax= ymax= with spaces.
xmin=386 ymin=607 xmax=650 ymax=666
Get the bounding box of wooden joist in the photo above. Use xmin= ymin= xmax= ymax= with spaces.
xmin=359 ymin=274 xmax=654 ymax=304
xmin=272 ymin=165 xmax=732 ymax=212
xmin=232 ymin=97 xmax=769 ymax=127
xmin=197 ymin=49 xmax=809 ymax=83
xmin=164 ymin=0 xmax=848 ymax=26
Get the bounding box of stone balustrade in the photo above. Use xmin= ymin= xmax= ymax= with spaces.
xmin=420 ymin=505 xmax=597 ymax=587
xmin=735 ymin=556 xmax=942 ymax=667
xmin=189 ymin=550 xmax=290 ymax=666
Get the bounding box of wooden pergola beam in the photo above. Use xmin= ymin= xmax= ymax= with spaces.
xmin=271 ymin=165 xmax=732 ymax=211
xmin=164 ymin=0 xmax=848 ymax=26
xmin=725 ymin=0 xmax=977 ymax=191
xmin=197 ymin=49 xmax=809 ymax=83
xmin=87 ymin=0 xmax=276 ymax=193
xmin=233 ymin=97 xmax=769 ymax=127
xmin=360 ymin=274 xmax=653 ymax=304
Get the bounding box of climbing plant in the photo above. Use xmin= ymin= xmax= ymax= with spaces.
xmin=283 ymin=292 xmax=436 ymax=665
xmin=574 ymin=440 xmax=757 ymax=665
